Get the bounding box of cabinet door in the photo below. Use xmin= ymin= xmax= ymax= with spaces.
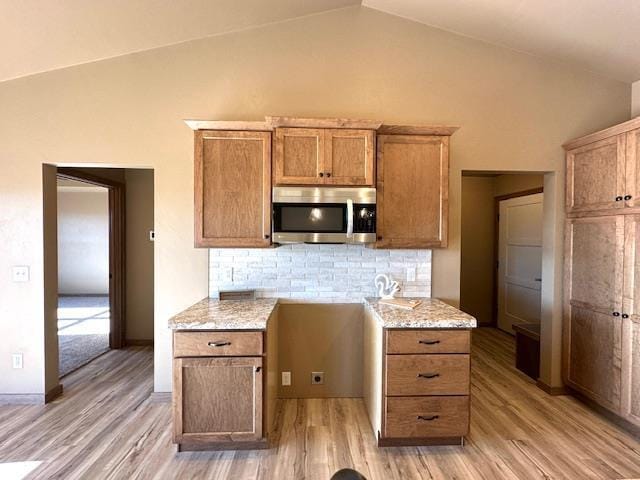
xmin=566 ymin=135 xmax=626 ymax=214
xmin=194 ymin=130 xmax=271 ymax=248
xmin=564 ymin=216 xmax=624 ymax=412
xmin=625 ymin=129 xmax=640 ymax=209
xmin=274 ymin=128 xmax=324 ymax=185
xmin=324 ymin=129 xmax=374 ymax=186
xmin=621 ymin=214 xmax=640 ymax=426
xmin=376 ymin=135 xmax=448 ymax=248
xmin=173 ymin=357 xmax=263 ymax=444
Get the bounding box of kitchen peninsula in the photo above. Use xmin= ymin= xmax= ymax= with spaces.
xmin=170 ymin=297 xmax=476 ymax=451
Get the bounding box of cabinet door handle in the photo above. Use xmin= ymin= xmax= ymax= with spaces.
xmin=417 ymin=372 xmax=440 ymax=379
xmin=417 ymin=415 xmax=439 ymax=421
xmin=418 ymin=339 xmax=440 ymax=345
xmin=625 ymin=195 xmax=633 ymax=201
xmin=208 ymin=341 xmax=231 ymax=347
xmin=319 ymin=172 xmax=324 ymax=177
xmin=622 ymin=313 xmax=629 ymax=319
xmin=264 ymin=234 xmax=270 ymax=239
xmin=615 ymin=196 xmax=623 ymax=201
xmin=326 ymin=172 xmax=332 ymax=178
xmin=612 ymin=312 xmax=620 ymax=317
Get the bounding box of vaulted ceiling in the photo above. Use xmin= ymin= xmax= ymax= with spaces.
xmin=363 ymin=0 xmax=640 ymax=83
xmin=2 ymin=0 xmax=639 ymax=84
xmin=0 ymin=0 xmax=360 ymax=82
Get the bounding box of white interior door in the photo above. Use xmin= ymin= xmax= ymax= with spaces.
xmin=498 ymin=193 xmax=543 ymax=334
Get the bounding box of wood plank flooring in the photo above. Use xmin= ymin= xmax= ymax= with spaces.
xmin=0 ymin=328 xmax=639 ymax=479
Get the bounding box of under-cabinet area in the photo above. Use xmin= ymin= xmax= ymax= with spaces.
xmin=170 ymin=298 xmax=476 ymax=451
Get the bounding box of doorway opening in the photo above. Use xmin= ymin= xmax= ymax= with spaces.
xmin=56 ymin=169 xmax=125 ymax=376
xmin=460 ymin=172 xmax=545 ymax=381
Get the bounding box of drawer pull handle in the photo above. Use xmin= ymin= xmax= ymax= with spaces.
xmin=417 ymin=415 xmax=439 ymax=421
xmin=417 ymin=372 xmax=440 ymax=379
xmin=418 ymin=340 xmax=440 ymax=345
xmin=208 ymin=341 xmax=231 ymax=347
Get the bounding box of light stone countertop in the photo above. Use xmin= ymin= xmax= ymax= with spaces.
xmin=169 ymin=298 xmax=278 ymax=330
xmin=363 ymin=297 xmax=477 ymax=329
xmin=169 ymin=296 xmax=476 ymax=330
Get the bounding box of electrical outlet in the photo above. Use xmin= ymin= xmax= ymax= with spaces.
xmin=12 ymin=353 xmax=23 ymax=369
xmin=149 ymin=230 xmax=155 ymax=241
xmin=406 ymin=266 xmax=416 ymax=282
xmin=311 ymin=371 xmax=324 ymax=385
xmin=11 ymin=266 xmax=30 ymax=283
xmin=281 ymin=371 xmax=291 ymax=386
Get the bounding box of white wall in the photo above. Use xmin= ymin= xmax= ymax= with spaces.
xmin=57 ymin=186 xmax=109 ymax=295
xmin=0 ymin=6 xmax=631 ymax=396
xmin=633 ymin=80 xmax=640 ymax=117
xmin=210 ymin=245 xmax=431 ymax=300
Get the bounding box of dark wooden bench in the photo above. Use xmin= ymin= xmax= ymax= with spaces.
xmin=512 ymin=323 xmax=540 ymax=380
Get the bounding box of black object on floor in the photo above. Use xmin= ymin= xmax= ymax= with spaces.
xmin=331 ymin=468 xmax=367 ymax=480
xmin=513 ymin=323 xmax=540 ymax=380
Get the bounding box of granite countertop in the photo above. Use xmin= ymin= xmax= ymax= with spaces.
xmin=363 ymin=297 xmax=477 ymax=329
xmin=169 ymin=296 xmax=476 ymax=331
xmin=169 ymin=298 xmax=278 ymax=330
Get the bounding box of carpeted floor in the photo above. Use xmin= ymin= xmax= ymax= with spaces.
xmin=58 ymin=295 xmax=110 ymax=377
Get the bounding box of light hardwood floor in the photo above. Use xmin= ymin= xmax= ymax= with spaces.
xmin=1 ymin=328 xmax=639 ymax=479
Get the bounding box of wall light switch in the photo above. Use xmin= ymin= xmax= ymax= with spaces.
xmin=12 ymin=266 xmax=30 ymax=283
xmin=281 ymin=371 xmax=291 ymax=386
xmin=406 ymin=266 xmax=416 ymax=282
xmin=12 ymin=353 xmax=23 ymax=369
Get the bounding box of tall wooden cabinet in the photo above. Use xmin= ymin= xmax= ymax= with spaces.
xmin=564 ymin=117 xmax=640 ymax=429
xmin=194 ymin=130 xmax=271 ymax=248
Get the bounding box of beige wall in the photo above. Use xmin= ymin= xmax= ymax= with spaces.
xmin=0 ymin=6 xmax=631 ymax=395
xmin=125 ymin=169 xmax=154 ymax=342
xmin=460 ymin=177 xmax=495 ymax=325
xmin=57 ymin=187 xmax=110 ymax=295
xmin=633 ymin=80 xmax=640 ymax=117
xmin=494 ymin=174 xmax=545 ymax=197
xmin=277 ymin=304 xmax=363 ymax=398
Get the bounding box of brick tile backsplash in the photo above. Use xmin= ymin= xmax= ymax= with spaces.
xmin=209 ymin=244 xmax=431 ymax=301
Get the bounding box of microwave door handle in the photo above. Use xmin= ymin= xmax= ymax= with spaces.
xmin=346 ymin=199 xmax=354 ymax=238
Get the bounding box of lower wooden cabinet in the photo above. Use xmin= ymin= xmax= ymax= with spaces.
xmin=172 ymin=330 xmax=268 ymax=451
xmin=363 ymin=306 xmax=471 ymax=446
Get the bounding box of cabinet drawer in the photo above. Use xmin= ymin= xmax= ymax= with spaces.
xmin=386 ymin=330 xmax=470 ymax=354
xmin=384 ymin=396 xmax=469 ymax=438
xmin=385 ymin=354 xmax=469 ymax=396
xmin=173 ymin=331 xmax=263 ymax=358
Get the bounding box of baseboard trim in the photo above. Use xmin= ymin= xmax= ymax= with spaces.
xmin=536 ymin=380 xmax=569 ymax=396
xmin=149 ymin=392 xmax=171 ymax=403
xmin=126 ymin=339 xmax=154 ymax=346
xmin=0 ymin=394 xmax=45 ymax=405
xmin=45 ymin=384 xmax=64 ymax=403
xmin=569 ymin=389 xmax=640 ymax=438
xmin=177 ymin=439 xmax=269 ymax=452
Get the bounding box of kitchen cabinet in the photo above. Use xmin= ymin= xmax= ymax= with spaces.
xmin=194 ymin=130 xmax=271 ymax=248
xmin=563 ymin=117 xmax=640 ymax=431
xmin=363 ymin=306 xmax=471 ymax=446
xmin=274 ymin=128 xmax=374 ymax=186
xmin=376 ymin=135 xmax=449 ymax=248
xmin=172 ymin=330 xmax=268 ymax=450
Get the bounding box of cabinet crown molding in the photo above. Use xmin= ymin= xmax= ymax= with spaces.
xmin=563 ymin=116 xmax=640 ymax=150
xmin=185 ymin=117 xmax=460 ymax=136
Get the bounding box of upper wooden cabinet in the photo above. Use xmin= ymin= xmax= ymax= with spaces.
xmin=376 ymin=135 xmax=449 ymax=248
xmin=564 ymin=119 xmax=640 ymax=216
xmin=565 ymin=135 xmax=626 ymax=214
xmin=194 ymin=130 xmax=271 ymax=248
xmin=274 ymin=128 xmax=374 ymax=186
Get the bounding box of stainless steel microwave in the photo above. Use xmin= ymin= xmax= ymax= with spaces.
xmin=272 ymin=187 xmax=376 ymax=244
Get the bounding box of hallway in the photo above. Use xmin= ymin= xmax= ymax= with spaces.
xmin=1 ymin=329 xmax=638 ymax=479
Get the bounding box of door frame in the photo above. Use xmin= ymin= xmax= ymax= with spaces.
xmin=57 ymin=167 xmax=126 ymax=349
xmin=493 ymin=187 xmax=543 ymax=326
